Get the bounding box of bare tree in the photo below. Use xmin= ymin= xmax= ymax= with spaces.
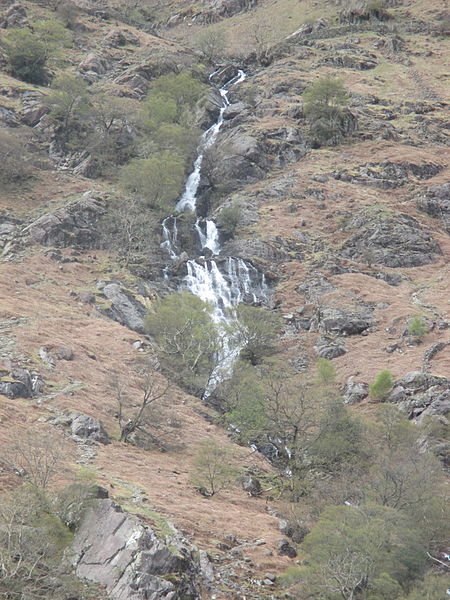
xmin=108 ymin=358 xmax=171 ymax=447
xmin=5 ymin=430 xmax=67 ymax=489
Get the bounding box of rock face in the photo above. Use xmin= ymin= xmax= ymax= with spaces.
xmin=99 ymin=283 xmax=147 ymax=333
xmin=0 ymin=367 xmax=43 ymax=398
xmin=387 ymin=371 xmax=450 ymax=421
xmin=417 ymin=182 xmax=450 ymax=234
xmin=23 ymin=193 xmax=106 ymax=248
xmin=318 ymin=306 xmax=374 ymax=336
xmin=343 ymin=379 xmax=369 ymax=404
xmin=70 ymin=499 xmax=202 ymax=600
xmin=314 ymin=335 xmax=347 ymax=359
xmin=341 ymin=209 xmax=442 ymax=267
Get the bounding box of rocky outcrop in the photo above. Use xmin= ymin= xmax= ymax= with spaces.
xmin=23 ymin=193 xmax=106 ymax=248
xmin=317 ymin=306 xmax=374 ymax=336
xmin=334 ymin=161 xmax=443 ymax=189
xmin=343 ymin=379 xmax=369 ymax=404
xmin=70 ymin=499 xmax=203 ymax=600
xmin=341 ymin=209 xmax=442 ymax=267
xmin=103 ymin=28 xmax=140 ymax=48
xmin=387 ymin=371 xmax=450 ymax=421
xmin=21 ymin=91 xmax=49 ymax=126
xmin=167 ymin=0 xmax=257 ymax=26
xmin=416 ymin=182 xmax=450 ymax=234
xmin=78 ymin=53 xmax=110 ymax=82
xmin=0 ymin=2 xmax=28 ymax=28
xmin=0 ymin=366 xmax=43 ymax=399
xmin=98 ymin=283 xmax=147 ymax=333
xmin=222 ymin=238 xmax=287 ymax=265
xmin=314 ymin=335 xmax=347 ymax=359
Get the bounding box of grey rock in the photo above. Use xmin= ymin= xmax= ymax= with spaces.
xmin=239 ymin=476 xmax=262 ymax=496
xmin=222 ymin=238 xmax=287 ymax=264
xmin=0 ymin=106 xmax=18 ymax=127
xmin=23 ymin=193 xmax=106 ymax=248
xmin=71 ymin=414 xmax=110 ymax=444
xmin=224 ymin=102 xmax=249 ymax=120
xmin=341 ymin=209 xmax=441 ymax=267
xmin=78 ymin=53 xmax=110 ymax=76
xmin=314 ymin=335 xmax=347 ymax=359
xmin=319 ymin=307 xmax=374 ymax=336
xmin=343 ymin=379 xmax=369 ymax=404
xmin=70 ymin=499 xmax=202 ymax=600
xmin=103 ymin=28 xmax=140 ymax=47
xmin=0 ymin=2 xmax=28 ymax=28
xmin=100 ymin=283 xmax=146 ymax=333
xmin=39 ymin=346 xmax=55 ymax=369
xmin=277 ymin=538 xmax=297 ymax=558
xmin=417 ymin=182 xmax=450 ymax=234
xmin=387 ymin=371 xmax=450 ymax=421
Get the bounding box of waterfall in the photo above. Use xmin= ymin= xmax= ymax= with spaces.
xmin=161 ymin=68 xmax=269 ymax=388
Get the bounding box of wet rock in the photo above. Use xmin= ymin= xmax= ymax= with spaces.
xmin=277 ymin=538 xmax=297 ymax=558
xmin=416 ymin=182 xmax=450 ymax=234
xmin=341 ymin=209 xmax=442 ymax=267
xmin=224 ymin=101 xmax=248 ymax=120
xmin=71 ymin=499 xmax=203 ymax=600
xmin=23 ymin=193 xmax=106 ymax=248
xmin=314 ymin=335 xmax=347 ymax=358
xmin=100 ymin=283 xmax=146 ymax=333
xmin=71 ymin=414 xmax=110 ymax=444
xmin=343 ymin=379 xmax=369 ymax=404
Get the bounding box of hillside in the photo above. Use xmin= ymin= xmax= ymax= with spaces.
xmin=0 ymin=1 xmax=449 ymax=599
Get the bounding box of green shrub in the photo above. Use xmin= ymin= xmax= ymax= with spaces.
xmin=303 ymin=76 xmax=351 ymax=146
xmin=3 ymin=28 xmax=48 ymax=84
xmin=217 ymin=202 xmax=242 ymax=236
xmin=0 ymin=130 xmax=33 ymax=185
xmin=370 ymin=369 xmax=394 ymax=400
xmin=407 ymin=316 xmax=428 ymax=340
xmin=191 ymin=440 xmax=238 ymax=496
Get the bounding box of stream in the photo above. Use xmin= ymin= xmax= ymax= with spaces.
xmin=160 ymin=69 xmax=270 ymax=388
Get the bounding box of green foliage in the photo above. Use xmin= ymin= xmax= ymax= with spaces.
xmin=232 ymin=303 xmax=281 ymax=365
xmin=33 ymin=19 xmax=73 ymax=56
xmin=407 ymin=316 xmax=428 ymax=340
xmin=0 ymin=129 xmax=33 ymax=185
xmin=3 ymin=28 xmax=48 ymax=84
xmin=191 ymin=439 xmax=238 ymax=496
xmin=46 ymin=73 xmax=90 ymax=148
xmin=144 ymin=291 xmax=222 ymax=395
xmin=55 ymin=0 xmax=79 ymax=28
xmin=315 ymin=357 xmax=336 ymax=387
xmin=120 ymin=152 xmax=185 ymax=212
xmin=286 ymin=503 xmax=427 ymax=600
xmin=370 ymin=369 xmax=394 ymax=400
xmin=398 ymin=572 xmax=450 ymax=600
xmin=303 ymin=76 xmax=351 ymax=146
xmin=339 ymin=0 xmax=388 ymax=24
xmin=149 ymin=72 xmax=206 ymax=118
xmin=310 ymin=398 xmax=365 ymax=471
xmin=217 ymin=202 xmax=242 ymax=236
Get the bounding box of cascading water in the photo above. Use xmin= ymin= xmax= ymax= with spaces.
xmin=161 ymin=69 xmax=269 ymax=388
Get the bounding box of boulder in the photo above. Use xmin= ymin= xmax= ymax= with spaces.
xmin=277 ymin=538 xmax=297 ymax=558
xmin=71 ymin=414 xmax=110 ymax=444
xmin=0 ymin=367 xmax=43 ymax=398
xmin=343 ymin=379 xmax=369 ymax=404
xmin=222 ymin=238 xmax=287 ymax=264
xmin=0 ymin=2 xmax=28 ymax=28
xmin=318 ymin=306 xmax=374 ymax=335
xmin=0 ymin=106 xmax=18 ymax=126
xmin=78 ymin=53 xmax=110 ymax=77
xmin=341 ymin=209 xmax=442 ymax=267
xmin=314 ymin=335 xmax=347 ymax=358
xmin=70 ymin=499 xmax=202 ymax=600
xmin=100 ymin=283 xmax=146 ymax=333
xmin=23 ymin=193 xmax=106 ymax=248
xmin=21 ymin=91 xmax=49 ymax=126
xmin=239 ymin=476 xmax=262 ymax=496
xmin=103 ymin=28 xmax=140 ymax=47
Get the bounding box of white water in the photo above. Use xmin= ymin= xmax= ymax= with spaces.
xmin=162 ymin=69 xmax=269 ymax=389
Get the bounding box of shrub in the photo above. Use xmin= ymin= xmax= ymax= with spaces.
xmin=195 ymin=29 xmax=227 ymax=64
xmin=338 ymin=0 xmax=389 ymax=23
xmin=233 ymin=303 xmax=282 ymax=365
xmin=3 ymin=28 xmax=48 ymax=84
xmin=217 ymin=202 xmax=242 ymax=236
xmin=370 ymin=369 xmax=394 ymax=400
xmin=303 ymin=76 xmax=351 ymax=146
xmin=0 ymin=130 xmax=33 ymax=185
xmin=407 ymin=316 xmax=428 ymax=340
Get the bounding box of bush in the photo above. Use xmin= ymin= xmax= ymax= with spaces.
xmin=0 ymin=130 xmax=33 ymax=185
xmin=338 ymin=0 xmax=389 ymax=23
xmin=303 ymin=76 xmax=351 ymax=146
xmin=195 ymin=29 xmax=227 ymax=64
xmin=233 ymin=303 xmax=281 ymax=365
xmin=217 ymin=202 xmax=242 ymax=236
xmin=407 ymin=316 xmax=428 ymax=340
xmin=3 ymin=28 xmax=48 ymax=84
xmin=370 ymin=369 xmax=394 ymax=400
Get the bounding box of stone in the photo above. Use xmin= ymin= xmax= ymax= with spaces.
xmin=239 ymin=476 xmax=262 ymax=496
xmin=0 ymin=106 xmax=18 ymax=127
xmin=341 ymin=209 xmax=441 ymax=268
xmin=387 ymin=371 xmax=450 ymax=421
xmin=39 ymin=346 xmax=56 ymax=369
xmin=314 ymin=335 xmax=347 ymax=359
xmin=70 ymin=499 xmax=202 ymax=599
xmin=343 ymin=379 xmax=369 ymax=404
xmin=71 ymin=414 xmax=110 ymax=444
xmin=78 ymin=53 xmax=110 ymax=76
xmin=103 ymin=28 xmax=140 ymax=47
xmin=54 ymin=346 xmax=74 ymax=361
xmin=277 ymin=538 xmax=297 ymax=558
xmin=319 ymin=307 xmax=374 ymax=336
xmin=0 ymin=2 xmax=28 ymax=28
xmin=417 ymin=182 xmax=450 ymax=234
xmin=23 ymin=193 xmax=106 ymax=248
xmin=100 ymin=283 xmax=146 ymax=333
